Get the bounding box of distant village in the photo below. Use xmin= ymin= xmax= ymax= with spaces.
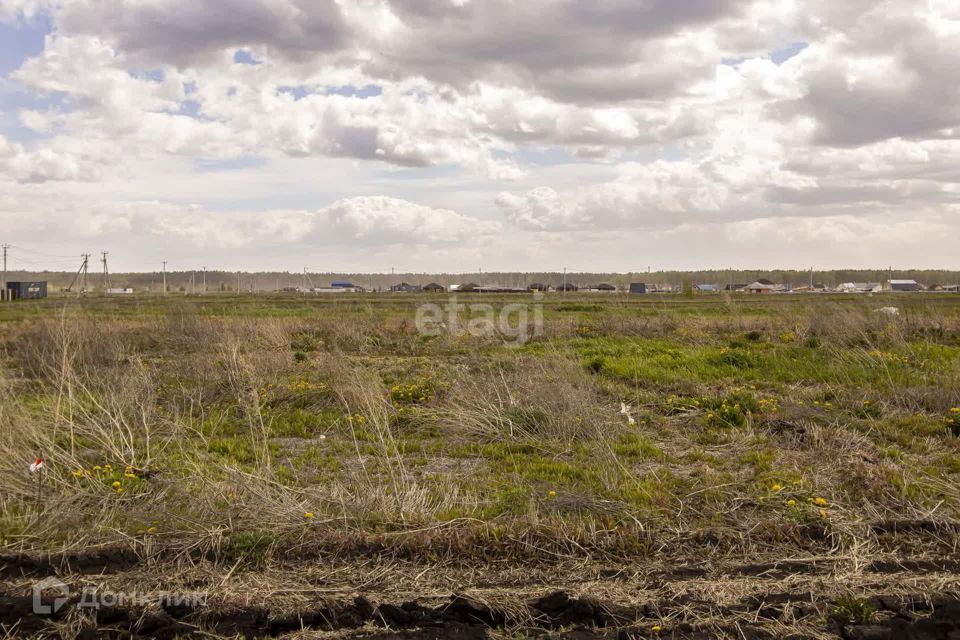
xmin=277 ymin=278 xmax=959 ymax=295
xmin=3 ymin=276 xmax=959 ymax=301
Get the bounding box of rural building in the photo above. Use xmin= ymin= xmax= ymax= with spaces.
xmin=528 ymin=283 xmax=551 ymax=292
xmin=589 ymin=283 xmax=616 ymax=292
xmin=629 ymin=283 xmax=647 ymax=294
xmin=330 ymin=280 xmax=356 ymax=288
xmin=555 ymin=283 xmax=579 ymax=292
xmin=106 ymin=287 xmax=134 ymax=295
xmin=422 ymin=282 xmax=445 ymax=292
xmin=3 ymin=281 xmax=47 ymax=300
xmin=724 ymin=283 xmax=748 ymax=292
xmin=745 ymin=281 xmax=774 ymax=294
xmin=695 ymin=284 xmax=718 ymax=293
xmin=837 ymin=282 xmax=882 ymax=293
xmin=390 ymin=282 xmax=421 ymax=292
xmin=887 ymin=279 xmax=923 ymax=292
xmin=453 ymin=282 xmax=478 ymax=292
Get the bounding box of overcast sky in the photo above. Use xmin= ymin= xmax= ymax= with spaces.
xmin=1 ymin=0 xmax=959 ymax=273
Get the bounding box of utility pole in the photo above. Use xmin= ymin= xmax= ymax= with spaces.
xmin=237 ymin=271 xmax=241 ymax=294
xmin=1 ymin=243 xmax=8 ymax=302
xmin=202 ymin=267 xmax=207 ymax=294
xmin=81 ymin=254 xmax=89 ymax=294
xmin=101 ymin=252 xmax=111 ymax=292
xmin=162 ymin=261 xmax=167 ymax=295
xmin=563 ymin=267 xmax=567 ymax=295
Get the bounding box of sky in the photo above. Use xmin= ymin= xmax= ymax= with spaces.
xmin=0 ymin=0 xmax=959 ymax=274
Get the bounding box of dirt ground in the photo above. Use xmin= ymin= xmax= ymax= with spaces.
xmin=3 ymin=521 xmax=959 ymax=639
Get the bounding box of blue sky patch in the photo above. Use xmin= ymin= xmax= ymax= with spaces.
xmin=233 ymin=50 xmax=261 ymax=65
xmin=278 ymin=85 xmax=312 ymax=100
xmin=0 ymin=13 xmax=51 ymax=76
xmin=325 ymin=85 xmax=383 ymax=99
xmin=770 ymin=42 xmax=808 ymax=65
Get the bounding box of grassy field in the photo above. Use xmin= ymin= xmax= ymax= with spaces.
xmin=2 ymin=292 xmax=960 ymax=638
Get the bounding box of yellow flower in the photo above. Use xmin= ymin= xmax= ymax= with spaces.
xmin=819 ymin=509 xmax=828 ymax=518
xmin=304 ymin=512 xmax=315 ymax=519
xmin=813 ymin=497 xmax=828 ymax=506
xmin=951 ymin=407 xmax=960 ymax=414
xmin=770 ymin=483 xmax=783 ymax=492
xmin=72 ymin=469 xmax=85 ymax=478
xmin=146 ymin=527 xmax=157 ymax=534
xmin=548 ymin=490 xmax=557 ymax=498
xmin=652 ymin=625 xmax=662 ymax=632
xmin=786 ymin=499 xmax=796 ymax=507
xmin=93 ymin=465 xmax=102 ymax=471
xmin=112 ymin=481 xmax=121 ymax=489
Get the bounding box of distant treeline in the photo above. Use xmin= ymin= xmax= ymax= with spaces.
xmin=4 ymin=268 xmax=960 ymax=293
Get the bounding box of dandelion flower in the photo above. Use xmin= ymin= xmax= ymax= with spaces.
xmin=124 ymin=473 xmax=136 ymax=479
xmin=93 ymin=465 xmax=102 ymax=471
xmin=786 ymin=499 xmax=796 ymax=507
xmin=147 ymin=527 xmax=157 ymax=534
xmin=112 ymin=481 xmax=121 ymax=489
xmin=548 ymin=490 xmax=557 ymax=498
xmin=813 ymin=497 xmax=828 ymax=506
xmin=72 ymin=469 xmax=85 ymax=478
xmin=651 ymin=625 xmax=662 ymax=632
xmin=819 ymin=509 xmax=828 ymax=518
xmin=304 ymin=512 xmax=315 ymax=519
xmin=771 ymin=483 xmax=783 ymax=492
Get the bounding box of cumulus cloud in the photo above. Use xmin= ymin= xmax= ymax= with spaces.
xmin=1 ymin=0 xmax=959 ymax=269
xmin=0 ymin=189 xmax=499 ymax=250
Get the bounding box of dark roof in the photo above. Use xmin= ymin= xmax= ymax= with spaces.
xmin=423 ymin=282 xmax=445 ymax=290
xmin=528 ymin=283 xmax=550 ymax=291
xmin=556 ymin=283 xmax=579 ymax=291
xmin=593 ymin=283 xmax=616 ymax=290
xmin=330 ymin=280 xmax=355 ymax=287
xmin=756 ymin=278 xmax=775 ymax=285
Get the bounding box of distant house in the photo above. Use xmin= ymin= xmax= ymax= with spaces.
xmin=648 ymin=284 xmax=673 ymax=293
xmin=590 ymin=283 xmax=616 ymax=292
xmin=837 ymin=282 xmax=882 ymax=293
xmin=555 ymin=283 xmax=579 ymax=292
xmin=746 ymin=281 xmax=775 ymax=294
xmin=4 ymin=281 xmax=47 ymax=300
xmin=943 ymin=285 xmax=960 ymax=293
xmin=695 ymin=284 xmax=718 ymax=293
xmin=331 ymin=280 xmax=357 ymax=289
xmin=106 ymin=287 xmax=134 ymax=295
xmin=455 ymin=282 xmax=479 ymax=292
xmin=422 ymin=282 xmax=445 ymax=292
xmin=528 ymin=283 xmax=551 ymax=292
xmin=887 ymin=279 xmax=923 ymax=292
xmin=724 ymin=284 xmax=748 ymax=292
xmin=390 ymin=282 xmax=421 ymax=292
xmin=629 ymin=283 xmax=647 ymax=294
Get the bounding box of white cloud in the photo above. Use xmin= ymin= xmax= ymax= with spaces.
xmin=0 ymin=0 xmax=958 ymax=269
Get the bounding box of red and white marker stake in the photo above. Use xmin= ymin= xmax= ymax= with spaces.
xmin=30 ymin=454 xmax=44 ymax=506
